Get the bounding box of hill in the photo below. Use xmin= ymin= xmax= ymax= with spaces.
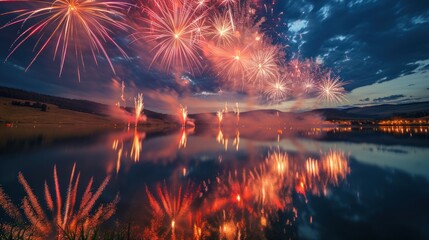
xmin=0 ymin=86 xmax=175 ymax=122
xmin=1 ymin=86 xmax=428 ymax=125
xmin=312 ymin=101 xmax=429 ymax=120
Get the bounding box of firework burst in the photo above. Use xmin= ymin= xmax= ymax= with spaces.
xmin=302 ymin=76 xmax=315 ymax=94
xmin=207 ymin=41 xmax=252 ymax=88
xmin=264 ymin=75 xmax=289 ymax=104
xmin=0 ymin=0 xmax=132 ymax=79
xmin=136 ymin=0 xmax=208 ymax=72
xmin=209 ymin=12 xmax=235 ymax=46
xmin=316 ymin=75 xmax=347 ymax=104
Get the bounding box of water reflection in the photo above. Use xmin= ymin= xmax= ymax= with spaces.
xmin=1 ymin=126 xmax=429 ymax=239
xmin=135 ymin=148 xmax=350 ymax=239
xmin=0 ymin=164 xmax=117 ymax=239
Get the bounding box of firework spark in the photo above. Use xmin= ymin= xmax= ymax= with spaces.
xmin=0 ymin=0 xmax=132 ymax=79
xmin=247 ymin=45 xmax=280 ymax=88
xmin=136 ymin=0 xmax=208 ymax=72
xmin=302 ymin=77 xmax=315 ymax=93
xmin=316 ymin=75 xmax=347 ymax=104
xmin=264 ymin=76 xmax=289 ymax=104
xmin=206 ymin=40 xmax=252 ymax=88
xmin=209 ymin=12 xmax=235 ymax=46
xmin=218 ymin=0 xmax=236 ymax=7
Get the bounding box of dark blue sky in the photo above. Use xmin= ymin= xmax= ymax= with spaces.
xmin=0 ymin=0 xmax=428 ymax=113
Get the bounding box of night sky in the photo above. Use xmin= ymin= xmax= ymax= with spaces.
xmin=0 ymin=0 xmax=428 ymax=113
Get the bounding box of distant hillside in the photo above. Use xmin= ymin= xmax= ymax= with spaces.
xmin=0 ymin=86 xmax=173 ymax=121
xmin=1 ymin=86 xmax=428 ymax=122
xmin=313 ymin=102 xmax=429 ymax=120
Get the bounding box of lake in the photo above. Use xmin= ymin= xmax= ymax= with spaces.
xmin=1 ymin=125 xmax=429 ymax=239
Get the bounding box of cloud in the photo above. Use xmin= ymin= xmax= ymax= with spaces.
xmin=373 ymin=94 xmax=406 ymax=102
xmin=360 ymin=97 xmax=370 ymax=102
xmin=282 ymin=0 xmax=429 ymax=90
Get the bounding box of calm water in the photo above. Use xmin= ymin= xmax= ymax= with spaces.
xmin=1 ymin=126 xmax=429 ymax=239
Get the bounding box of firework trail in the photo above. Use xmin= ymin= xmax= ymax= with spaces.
xmin=0 ymin=0 xmax=132 ymax=79
xmin=134 ymin=93 xmax=144 ymax=126
xmin=121 ymin=81 xmax=126 ymax=106
xmin=209 ymin=12 xmax=236 ymax=46
xmin=179 ymin=104 xmax=188 ymax=127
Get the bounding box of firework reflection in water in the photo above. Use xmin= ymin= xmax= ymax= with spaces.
xmin=144 ymin=181 xmax=198 ymax=239
xmin=0 ymin=164 xmax=117 ymax=239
